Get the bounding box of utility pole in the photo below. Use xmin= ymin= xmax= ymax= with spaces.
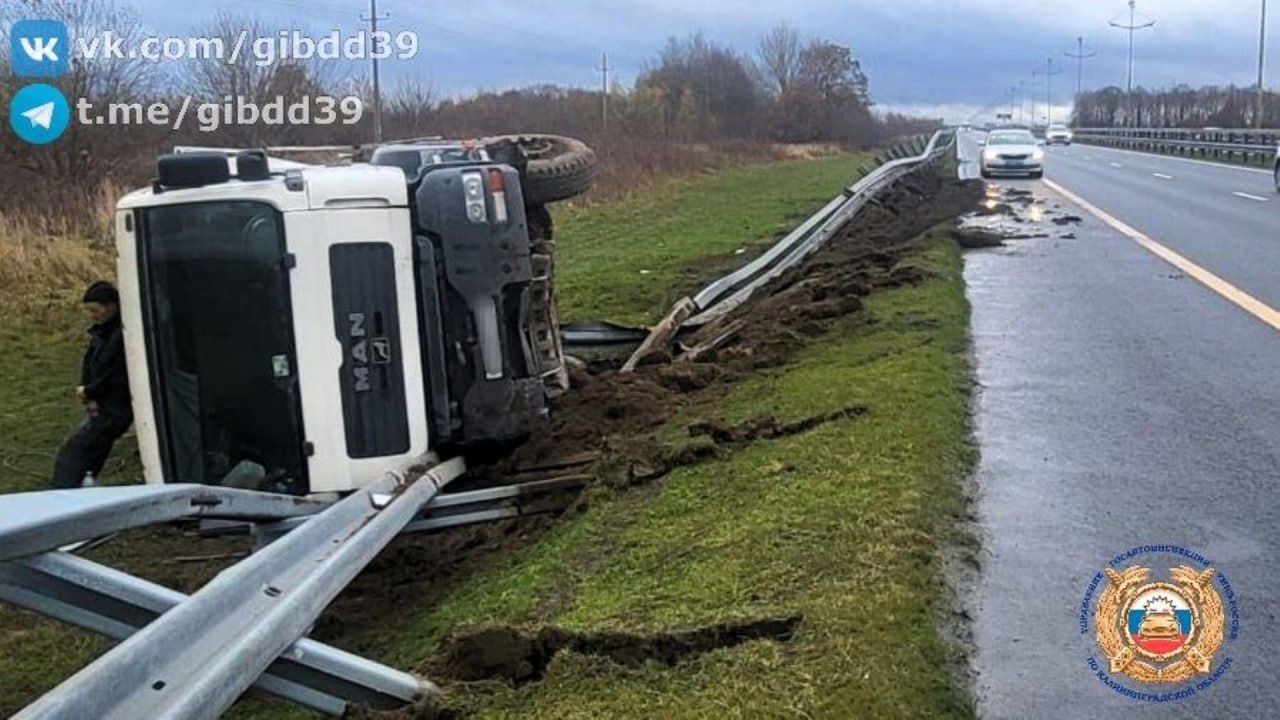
xmin=361 ymin=0 xmax=389 ymax=142
xmin=1258 ymin=0 xmax=1270 ymax=128
xmin=1064 ymin=36 xmax=1097 ymax=98
xmin=1110 ymin=0 xmax=1156 ymax=126
xmin=596 ymin=51 xmax=613 ymax=143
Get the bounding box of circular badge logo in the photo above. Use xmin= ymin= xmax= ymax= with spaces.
xmin=1080 ymin=545 xmax=1240 ymax=703
xmin=1126 ymin=584 xmax=1194 ymax=659
xmin=9 ymin=83 xmax=70 ymax=145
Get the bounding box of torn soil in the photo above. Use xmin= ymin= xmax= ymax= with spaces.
xmin=292 ymin=169 xmax=985 ymax=720
xmin=492 ymin=171 xmax=983 ymax=485
xmin=432 ymin=615 xmax=803 ymax=685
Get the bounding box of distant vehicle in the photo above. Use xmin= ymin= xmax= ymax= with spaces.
xmin=980 ymin=129 xmax=1045 ymax=179
xmin=1273 ymin=145 xmax=1279 ymax=194
xmin=1045 ymin=124 xmax=1074 ymax=145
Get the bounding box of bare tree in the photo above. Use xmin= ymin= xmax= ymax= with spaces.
xmin=384 ymin=77 xmax=436 ymax=139
xmin=0 ymin=0 xmax=161 ymax=222
xmin=757 ymin=23 xmax=803 ymax=97
xmin=186 ymin=12 xmax=280 ymax=102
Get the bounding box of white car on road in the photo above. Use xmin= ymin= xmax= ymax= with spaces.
xmin=1045 ymin=124 xmax=1073 ymax=145
xmin=980 ymin=129 xmax=1045 ymax=179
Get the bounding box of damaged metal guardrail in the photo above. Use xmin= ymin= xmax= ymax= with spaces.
xmin=619 ymin=128 xmax=956 ymax=369
xmin=1073 ymin=127 xmax=1280 ymax=167
xmin=688 ymin=128 xmax=956 ymax=326
xmin=0 ymin=459 xmax=586 ymax=718
xmin=7 ymin=458 xmax=468 ymax=717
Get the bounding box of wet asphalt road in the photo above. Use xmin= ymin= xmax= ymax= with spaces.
xmin=959 ymin=132 xmax=1280 ymax=719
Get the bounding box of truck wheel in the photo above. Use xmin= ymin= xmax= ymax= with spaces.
xmin=487 ymin=134 xmax=596 ymax=204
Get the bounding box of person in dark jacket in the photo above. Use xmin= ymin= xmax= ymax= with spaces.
xmin=50 ymin=282 xmax=134 ymax=489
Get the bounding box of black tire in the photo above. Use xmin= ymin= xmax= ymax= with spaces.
xmin=1274 ymin=165 xmax=1280 ymax=195
xmin=486 ymin=134 xmax=596 ymax=205
xmin=980 ymin=169 xmax=992 ymax=179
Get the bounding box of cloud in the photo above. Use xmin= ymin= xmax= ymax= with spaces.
xmin=116 ymin=0 xmax=1280 ymax=109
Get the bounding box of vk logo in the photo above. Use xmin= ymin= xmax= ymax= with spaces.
xmin=9 ymin=84 xmax=71 ymax=145
xmin=11 ymin=19 xmax=69 ymax=77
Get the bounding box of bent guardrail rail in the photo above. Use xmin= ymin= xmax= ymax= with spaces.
xmin=686 ymin=129 xmax=956 ymax=326
xmin=616 ymin=130 xmax=954 ymax=371
xmin=1072 ymin=127 xmax=1280 ymax=167
xmin=12 ymin=459 xmax=466 ymax=720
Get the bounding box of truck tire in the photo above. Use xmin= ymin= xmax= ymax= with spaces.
xmin=487 ymin=134 xmax=596 ymax=205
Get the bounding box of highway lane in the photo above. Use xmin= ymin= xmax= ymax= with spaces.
xmin=958 ymin=132 xmax=1280 ymax=719
xmin=1041 ymin=143 xmax=1280 ymax=312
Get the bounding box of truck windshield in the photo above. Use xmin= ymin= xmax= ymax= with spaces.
xmin=137 ymin=201 xmax=307 ymax=494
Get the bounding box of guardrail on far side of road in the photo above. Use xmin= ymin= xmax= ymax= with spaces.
xmin=1072 ymin=127 xmax=1280 ymax=168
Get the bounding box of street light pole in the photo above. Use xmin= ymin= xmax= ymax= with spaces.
xmin=1033 ymin=59 xmax=1063 ymax=126
xmin=1019 ymin=80 xmax=1028 ymax=125
xmin=1064 ymin=37 xmax=1097 ymax=98
xmin=1110 ymin=0 xmax=1156 ymax=126
xmin=1258 ymin=0 xmax=1270 ymax=128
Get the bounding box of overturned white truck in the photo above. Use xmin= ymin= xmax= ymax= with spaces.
xmin=113 ymin=136 xmax=594 ymax=496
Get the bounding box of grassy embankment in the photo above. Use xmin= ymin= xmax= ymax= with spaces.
xmin=0 ymin=151 xmax=976 ymax=719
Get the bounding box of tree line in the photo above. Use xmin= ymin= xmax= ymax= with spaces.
xmin=1 ymin=0 xmax=940 ymax=226
xmin=1072 ymin=84 xmax=1280 ymax=128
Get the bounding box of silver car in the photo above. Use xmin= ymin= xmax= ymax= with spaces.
xmin=980 ymin=129 xmax=1045 ymax=179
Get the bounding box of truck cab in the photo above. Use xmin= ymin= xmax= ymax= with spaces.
xmin=116 ymin=150 xmax=556 ymax=495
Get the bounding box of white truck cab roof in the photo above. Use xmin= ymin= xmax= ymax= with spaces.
xmin=117 ymin=162 xmax=408 ymax=213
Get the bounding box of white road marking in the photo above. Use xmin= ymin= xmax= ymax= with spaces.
xmin=1109 ymin=162 xmax=1124 ymax=168
xmin=1153 ymin=173 xmax=1174 ymax=180
xmin=1044 ymin=178 xmax=1280 ymax=333
xmin=1079 ymin=143 xmax=1273 ymax=175
xmin=1232 ymin=191 xmax=1270 ymax=202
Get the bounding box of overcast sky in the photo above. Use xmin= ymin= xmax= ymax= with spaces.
xmin=123 ymin=0 xmax=1276 ymax=122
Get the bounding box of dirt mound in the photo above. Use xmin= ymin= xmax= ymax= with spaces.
xmin=433 ymin=615 xmax=803 ymax=685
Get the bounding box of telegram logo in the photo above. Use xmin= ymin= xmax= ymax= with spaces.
xmin=9 ymin=84 xmax=71 ymax=145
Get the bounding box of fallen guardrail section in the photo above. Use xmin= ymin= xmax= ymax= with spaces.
xmin=0 ymin=459 xmax=590 ymax=718
xmin=1073 ymin=127 xmax=1280 ymax=167
xmin=621 ymin=128 xmax=957 ymax=369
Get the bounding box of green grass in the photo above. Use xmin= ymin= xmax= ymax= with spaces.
xmin=332 ymin=228 xmax=977 ymax=719
xmin=0 ymin=158 xmax=974 ymax=720
xmin=554 ymin=154 xmax=872 ymax=326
